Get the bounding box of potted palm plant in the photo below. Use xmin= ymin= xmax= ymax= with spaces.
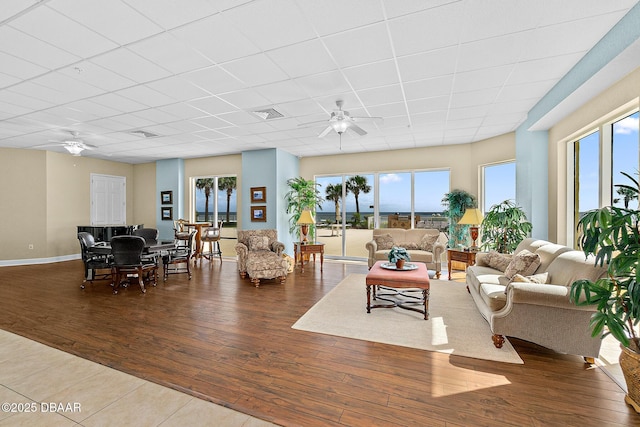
xmin=442 ymin=189 xmax=476 ymax=248
xmin=284 ymin=177 xmax=324 ymax=241
xmin=569 ymin=171 xmax=640 ymax=412
xmin=480 ymin=199 xmax=532 ymax=253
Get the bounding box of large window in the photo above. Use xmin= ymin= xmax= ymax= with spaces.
xmin=569 ymin=109 xmax=639 ymax=246
xmin=482 ymin=162 xmax=515 ymax=212
xmin=612 ymin=111 xmax=640 ymax=209
xmin=316 ymin=170 xmax=449 ymax=259
xmin=193 ymin=176 xmax=237 ymax=226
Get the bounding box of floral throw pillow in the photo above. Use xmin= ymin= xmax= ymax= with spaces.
xmin=419 ymin=234 xmax=439 ymax=251
xmin=510 ymin=272 xmax=549 ymax=284
xmin=249 ymin=235 xmax=270 ymax=251
xmin=504 ymin=249 xmax=541 ymax=279
xmin=483 ymin=251 xmax=512 ymax=272
xmin=374 ymin=234 xmax=394 ymax=250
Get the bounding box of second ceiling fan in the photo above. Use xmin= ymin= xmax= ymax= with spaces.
xmin=317 ymin=100 xmax=382 ymax=138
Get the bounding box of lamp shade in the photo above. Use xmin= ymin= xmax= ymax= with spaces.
xmin=457 ymin=208 xmax=484 ymax=225
xmin=297 ymin=209 xmax=315 ymax=225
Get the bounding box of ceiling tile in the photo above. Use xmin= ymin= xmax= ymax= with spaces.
xmin=9 ymin=6 xmax=117 ymax=58
xmin=90 ymin=48 xmax=172 ymax=84
xmin=255 ymin=80 xmax=308 ymax=104
xmin=453 ymin=65 xmax=513 ymax=93
xmin=116 ymin=85 xmax=176 ymax=108
xmin=357 ymin=85 xmax=406 ymax=106
xmin=128 ymin=33 xmax=212 ymax=75
xmin=0 ymin=51 xmax=47 ymax=80
xmin=58 ymin=61 xmax=136 ymax=92
xmin=0 ymin=26 xmax=79 ymax=70
xmin=30 ymin=71 xmax=105 ymax=102
xmin=221 ymin=54 xmax=290 ymax=87
xmin=388 ymin=2 xmax=465 ymax=56
xmin=223 ymin=0 xmax=316 ymax=51
xmin=217 ymin=89 xmax=271 ymax=110
xmin=90 ymin=93 xmax=148 ymax=113
xmin=456 ymin=31 xmax=532 ymax=73
xmin=266 ymin=39 xmax=336 ymax=78
xmin=397 ymin=47 xmax=458 ymax=81
xmin=189 ymin=96 xmax=238 ymax=116
xmin=343 ymin=60 xmax=400 ymax=90
xmin=295 ymin=71 xmax=352 ymax=98
xmin=183 ymin=66 xmax=246 ymax=95
xmin=49 ymin=0 xmax=163 ymax=45
xmin=298 ymin=0 xmax=384 ymax=36
xmin=170 ymin=14 xmax=260 ymax=64
xmin=323 ymin=23 xmax=394 ymax=68
xmin=122 ymin=0 xmax=219 ymax=30
xmin=146 ymin=77 xmax=211 ymax=103
xmin=403 ymin=75 xmax=454 ymax=99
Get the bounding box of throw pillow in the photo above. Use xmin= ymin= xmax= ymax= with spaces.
xmin=398 ymin=241 xmax=420 ymax=250
xmin=510 ymin=272 xmax=550 ymax=284
xmin=374 ymin=233 xmax=394 ymax=250
xmin=419 ymin=234 xmax=439 ymax=251
xmin=483 ymin=251 xmax=512 ymax=272
xmin=248 ymin=235 xmax=270 ymax=251
xmin=504 ymin=249 xmax=541 ymax=279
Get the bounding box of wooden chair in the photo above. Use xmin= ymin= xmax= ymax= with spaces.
xmin=200 ymin=221 xmax=223 ymax=263
xmin=163 ymin=230 xmax=197 ymax=280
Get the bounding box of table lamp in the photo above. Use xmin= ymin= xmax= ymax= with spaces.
xmin=297 ymin=209 xmax=315 ymax=243
xmin=457 ymin=208 xmax=484 ymax=251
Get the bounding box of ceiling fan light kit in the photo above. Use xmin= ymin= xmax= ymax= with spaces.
xmin=64 ymin=144 xmax=84 ymax=156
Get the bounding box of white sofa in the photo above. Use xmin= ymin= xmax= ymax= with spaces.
xmin=365 ymin=228 xmax=448 ymax=278
xmin=466 ymin=238 xmax=607 ymax=359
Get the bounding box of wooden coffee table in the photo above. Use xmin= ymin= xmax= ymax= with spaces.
xmin=365 ymin=261 xmax=430 ymax=320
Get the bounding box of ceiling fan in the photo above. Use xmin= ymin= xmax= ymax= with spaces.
xmin=311 ymin=100 xmax=383 ymax=138
xmin=36 ymin=131 xmax=98 ymax=156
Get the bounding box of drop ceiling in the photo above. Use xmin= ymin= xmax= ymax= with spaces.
xmin=0 ymin=0 xmax=638 ymax=164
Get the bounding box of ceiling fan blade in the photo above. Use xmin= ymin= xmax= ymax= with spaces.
xmin=348 ymin=123 xmax=368 ymax=136
xmin=351 ymin=116 xmax=383 ymax=122
xmin=318 ymin=125 xmax=334 ymax=138
xmin=81 ymin=143 xmax=98 ymax=150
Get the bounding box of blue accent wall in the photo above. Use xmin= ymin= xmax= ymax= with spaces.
xmin=156 ymin=158 xmax=184 ymax=240
xmin=241 ymin=149 xmax=299 ymax=255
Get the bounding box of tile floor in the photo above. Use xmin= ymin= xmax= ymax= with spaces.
xmin=0 ymin=330 xmax=277 ymax=427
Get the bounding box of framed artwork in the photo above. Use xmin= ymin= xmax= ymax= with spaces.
xmin=161 ymin=207 xmax=173 ymax=221
xmin=251 ymin=206 xmax=266 ymax=222
xmin=251 ymin=186 xmax=266 ymax=203
xmin=161 ymin=190 xmax=173 ymax=205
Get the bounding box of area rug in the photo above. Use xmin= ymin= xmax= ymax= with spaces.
xmin=292 ymin=274 xmax=524 ymax=364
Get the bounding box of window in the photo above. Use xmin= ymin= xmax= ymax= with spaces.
xmin=568 ymin=109 xmax=639 ymax=247
xmin=612 ymin=111 xmax=640 ymax=209
xmin=193 ymin=176 xmax=237 ymax=225
xmin=482 ymin=162 xmax=515 ymax=212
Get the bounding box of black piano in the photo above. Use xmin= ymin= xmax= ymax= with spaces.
xmin=77 ymin=224 xmax=143 ymax=242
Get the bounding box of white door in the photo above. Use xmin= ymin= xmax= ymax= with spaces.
xmin=91 ymin=174 xmax=126 ymax=225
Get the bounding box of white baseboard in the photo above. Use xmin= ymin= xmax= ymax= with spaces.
xmin=0 ymin=254 xmax=80 ymax=267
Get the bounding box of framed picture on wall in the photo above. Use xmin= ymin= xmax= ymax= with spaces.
xmin=251 ymin=186 xmax=266 ymax=203
xmin=251 ymin=206 xmax=266 ymax=222
xmin=161 ymin=207 xmax=173 ymax=221
xmin=161 ymin=190 xmax=173 ymax=204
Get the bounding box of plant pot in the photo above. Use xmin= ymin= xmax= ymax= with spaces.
xmin=620 ymin=343 xmax=640 ymax=413
xmin=395 ymin=260 xmax=405 ymax=269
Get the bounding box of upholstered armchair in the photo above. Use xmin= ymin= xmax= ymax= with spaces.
xmin=235 ymin=229 xmax=288 ymax=287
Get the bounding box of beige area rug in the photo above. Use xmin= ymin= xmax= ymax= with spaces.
xmin=292 ymin=274 xmax=524 ymax=364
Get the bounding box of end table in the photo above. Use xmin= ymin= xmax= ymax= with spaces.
xmin=447 ymin=248 xmax=477 ymax=280
xmin=294 ymin=242 xmax=325 ymax=273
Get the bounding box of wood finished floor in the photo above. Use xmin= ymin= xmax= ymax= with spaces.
xmin=0 ymin=259 xmax=637 ymax=427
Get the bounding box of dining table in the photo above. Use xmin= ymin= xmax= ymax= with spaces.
xmin=184 ymin=222 xmax=212 ymax=259
xmin=88 ymin=239 xmax=176 ymax=256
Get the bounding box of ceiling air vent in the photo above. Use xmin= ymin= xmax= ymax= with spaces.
xmin=252 ymin=108 xmax=284 ymax=120
xmin=130 ymin=130 xmax=159 ymax=138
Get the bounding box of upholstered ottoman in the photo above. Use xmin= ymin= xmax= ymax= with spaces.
xmin=245 ymin=251 xmax=288 ymax=287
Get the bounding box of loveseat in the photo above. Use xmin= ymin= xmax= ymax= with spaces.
xmin=466 ymin=238 xmax=607 ymax=359
xmin=365 ymin=228 xmax=448 ymax=278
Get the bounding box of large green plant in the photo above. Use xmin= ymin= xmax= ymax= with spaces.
xmin=284 ymin=177 xmax=324 ymax=240
xmin=480 ymin=199 xmax=532 ymax=253
xmin=569 ymin=171 xmax=640 ymax=352
xmin=442 ymin=189 xmax=476 ymax=248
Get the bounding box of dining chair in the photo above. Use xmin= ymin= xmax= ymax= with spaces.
xmin=77 ymin=232 xmax=112 ymax=288
xmin=200 ymin=221 xmax=223 ymax=263
xmin=133 ymin=227 xmax=161 ymax=265
xmin=110 ymin=235 xmax=157 ymax=294
xmin=163 ymin=230 xmax=197 ymax=280
xmin=173 ymin=219 xmax=191 ymax=247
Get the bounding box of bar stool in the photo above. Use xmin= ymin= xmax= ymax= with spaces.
xmin=200 ymin=221 xmax=223 ymax=262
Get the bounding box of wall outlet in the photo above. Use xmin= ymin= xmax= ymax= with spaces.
xmin=28 ymin=244 xmax=34 ymax=250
